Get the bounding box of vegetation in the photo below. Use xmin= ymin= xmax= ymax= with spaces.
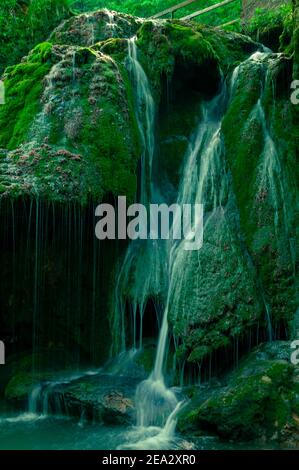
xmin=248 ymin=4 xmax=293 ymax=51
xmin=1 ymin=0 xmax=295 ymax=76
xmin=0 ymin=0 xmax=72 ymax=74
xmin=71 ymin=0 xmax=241 ymax=29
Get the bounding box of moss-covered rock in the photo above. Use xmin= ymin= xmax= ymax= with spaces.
xmin=0 ymin=43 xmax=53 ymax=150
xmin=0 ymin=11 xmax=266 ymax=207
xmin=178 ymin=342 xmax=299 ymax=444
xmin=4 ymin=350 xmax=147 ymax=424
xmin=3 ymin=350 xmax=77 ymax=404
xmin=0 ymin=41 xmax=140 ymax=204
xmin=293 ymin=0 xmax=299 ymax=78
xmin=50 ymin=9 xmax=142 ymax=47
xmin=135 ymin=20 xmax=258 ymax=92
xmin=222 ymin=51 xmax=298 ymax=332
xmin=168 ymin=203 xmax=264 ymax=367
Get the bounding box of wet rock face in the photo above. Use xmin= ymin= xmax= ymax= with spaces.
xmin=241 ymin=0 xmax=293 ymax=52
xmin=221 ymin=52 xmax=297 ymax=342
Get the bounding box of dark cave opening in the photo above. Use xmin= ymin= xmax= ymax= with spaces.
xmin=159 ymin=56 xmax=221 ymax=114
xmin=0 ymin=196 xmax=122 ymax=368
xmin=171 ymin=57 xmax=221 ymax=100
xmin=174 ymin=320 xmax=289 ymax=386
xmin=125 ymin=297 xmax=162 ymax=348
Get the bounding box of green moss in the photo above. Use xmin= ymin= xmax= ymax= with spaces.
xmin=163 ymin=22 xmax=216 ymax=64
xmin=5 ymin=372 xmax=37 ymax=401
xmin=221 ymin=50 xmax=297 ymax=329
xmin=0 ymin=42 xmax=53 ymax=150
xmin=96 ymin=38 xmax=128 ymax=57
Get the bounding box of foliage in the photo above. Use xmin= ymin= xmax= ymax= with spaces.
xmin=71 ymin=0 xmax=241 ymax=30
xmin=249 ymin=4 xmax=293 ymax=34
xmin=0 ymin=0 xmax=72 ymax=74
xmin=248 ymin=4 xmax=293 ymax=51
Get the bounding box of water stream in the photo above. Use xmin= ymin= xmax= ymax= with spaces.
xmin=116 ymin=39 xmax=232 ymax=449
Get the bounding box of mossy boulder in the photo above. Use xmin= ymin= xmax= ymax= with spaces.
xmin=4 ymin=351 xmax=147 ymax=424
xmin=168 ymin=205 xmax=263 ymax=366
xmin=0 ymin=41 xmax=140 ymax=204
xmin=3 ymin=349 xmax=76 ymax=405
xmin=55 ymin=373 xmax=138 ymax=424
xmin=135 ymin=20 xmax=236 ymax=92
xmin=222 ymin=51 xmax=298 ymax=332
xmin=178 ymin=342 xmax=299 ymax=444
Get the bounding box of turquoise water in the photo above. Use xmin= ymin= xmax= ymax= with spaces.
xmin=0 ymin=413 xmax=129 ymax=450
xmin=0 ymin=412 xmax=188 ymax=450
xmin=0 ymin=412 xmax=282 ymax=450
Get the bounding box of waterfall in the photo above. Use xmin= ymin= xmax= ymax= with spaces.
xmin=104 ymin=9 xmax=117 ymax=36
xmin=133 ymin=83 xmax=229 ymax=436
xmin=28 ymin=384 xmax=43 ymax=415
xmin=115 ymin=38 xmax=233 ymax=449
xmin=114 ymin=41 xmax=289 ymax=449
xmin=127 ymin=37 xmax=155 ymax=206
xmin=111 ymin=38 xmax=166 ymax=355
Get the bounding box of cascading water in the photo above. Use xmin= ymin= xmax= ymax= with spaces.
xmin=104 ymin=9 xmax=117 ymax=36
xmin=111 ymin=38 xmax=167 ymax=356
xmin=228 ymin=50 xmax=294 ymax=341
xmin=131 ymin=83 xmax=229 ymax=445
xmin=116 ymin=38 xmax=234 ymax=449
xmin=127 ymin=38 xmax=155 ymax=205
xmin=117 ymin=44 xmax=289 ymax=449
